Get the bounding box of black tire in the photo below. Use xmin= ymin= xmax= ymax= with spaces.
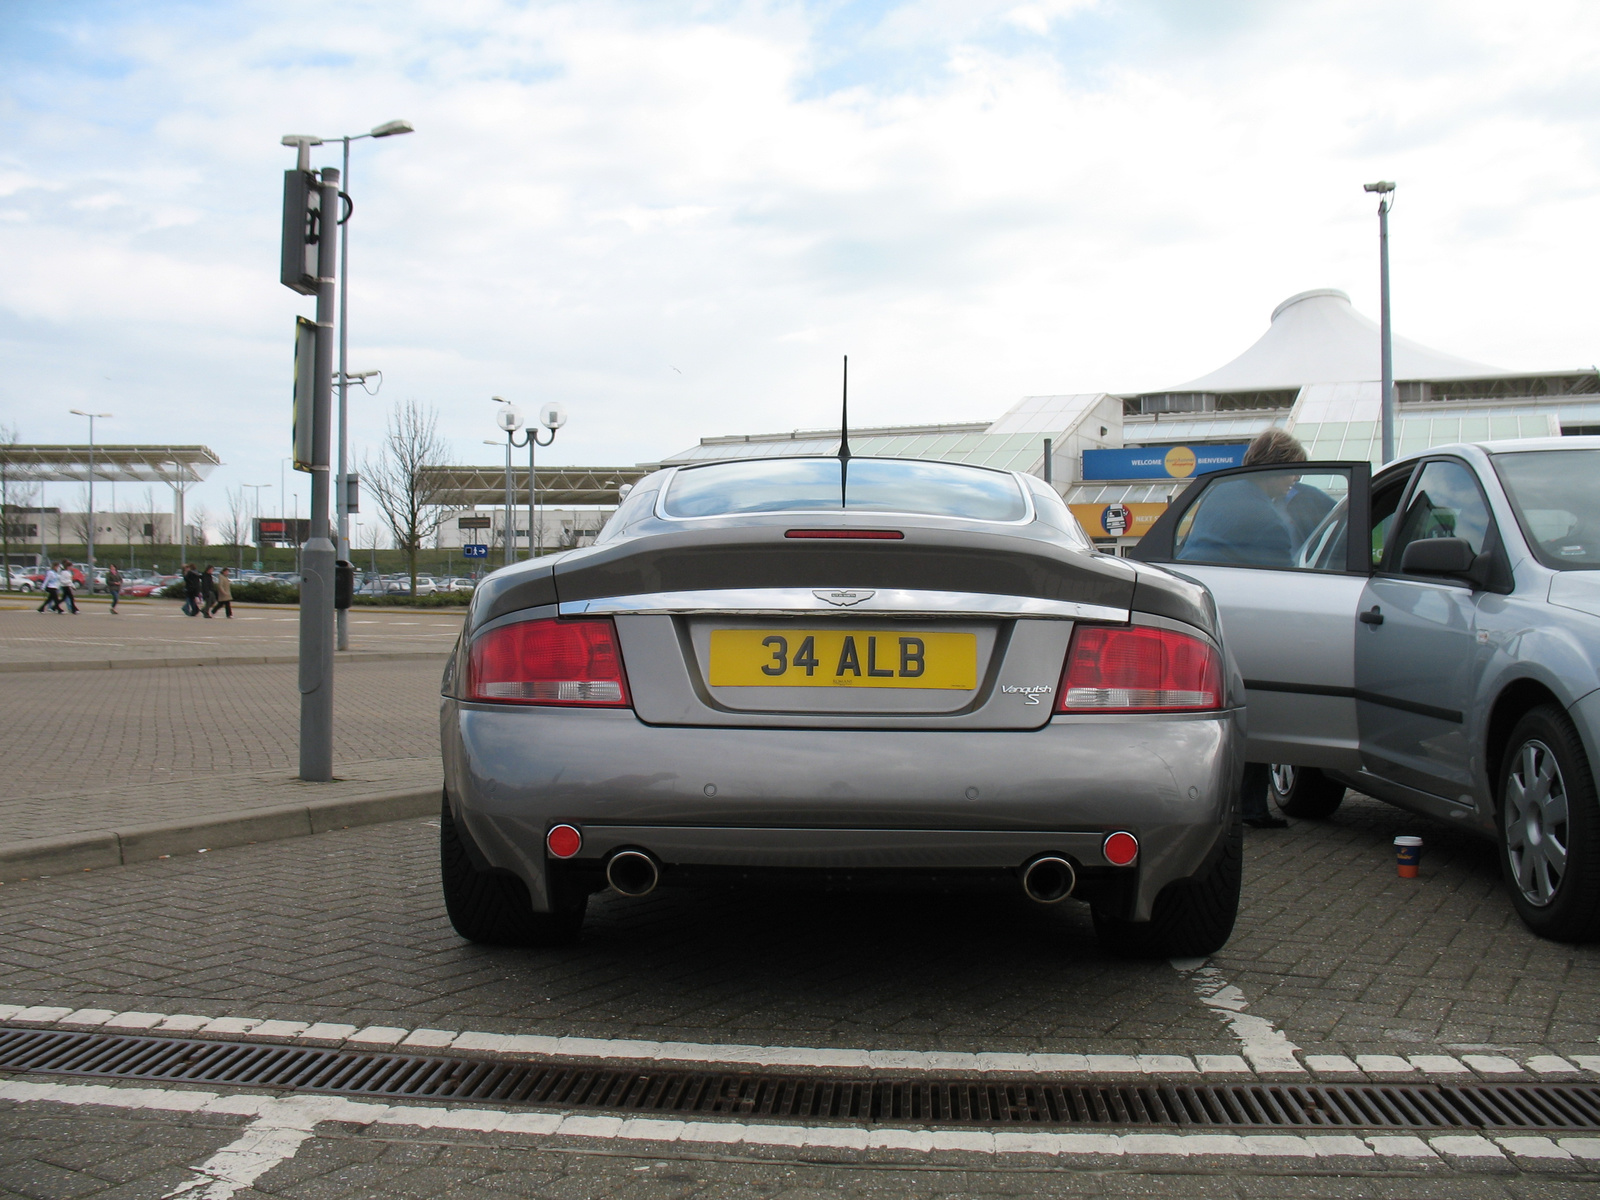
xmin=440 ymin=798 xmax=586 ymax=946
xmin=1093 ymin=819 xmax=1242 ymax=958
xmin=1268 ymin=764 xmax=1346 ymax=819
xmin=1497 ymin=706 xmax=1600 ymax=942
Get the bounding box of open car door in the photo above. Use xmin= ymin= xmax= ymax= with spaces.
xmin=1130 ymin=461 xmax=1372 ymax=769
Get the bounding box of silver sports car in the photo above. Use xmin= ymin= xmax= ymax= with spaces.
xmin=1133 ymin=436 xmax=1600 ymax=942
xmin=440 ymin=455 xmax=1245 ymax=956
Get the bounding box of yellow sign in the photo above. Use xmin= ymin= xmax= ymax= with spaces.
xmin=709 ymin=630 xmax=977 ymax=689
xmin=1163 ymin=446 xmax=1198 ymax=478
xmin=1069 ymin=502 xmax=1169 ymax=538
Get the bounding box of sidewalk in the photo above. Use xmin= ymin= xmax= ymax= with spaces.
xmin=0 ymin=601 xmax=460 ymax=670
xmin=0 ymin=648 xmax=445 ymax=878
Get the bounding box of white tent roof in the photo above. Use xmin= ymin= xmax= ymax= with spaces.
xmin=1167 ymin=289 xmax=1500 ymax=392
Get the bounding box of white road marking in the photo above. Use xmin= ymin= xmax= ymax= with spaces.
xmin=7 ymin=1077 xmax=1596 ymax=1165
xmin=4 ymin=1000 xmax=1596 ymax=1081
xmin=1171 ymin=960 xmax=1305 ymax=1073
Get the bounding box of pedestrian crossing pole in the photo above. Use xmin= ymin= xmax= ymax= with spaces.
xmin=281 ymin=137 xmax=338 ymax=782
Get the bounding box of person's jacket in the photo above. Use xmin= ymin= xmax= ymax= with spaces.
xmin=183 ymin=569 xmax=201 ymax=596
xmin=215 ymin=575 xmax=232 ymax=601
xmin=201 ymin=571 xmax=217 ymax=598
xmin=42 ymin=568 xmax=59 ymax=590
xmin=106 ymin=568 xmax=121 ymax=589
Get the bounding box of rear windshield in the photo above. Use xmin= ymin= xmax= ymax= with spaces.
xmin=662 ymin=457 xmax=1029 ymax=521
xmin=1491 ymin=448 xmax=1600 ymax=570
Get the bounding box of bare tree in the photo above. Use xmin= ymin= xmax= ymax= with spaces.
xmin=219 ymin=488 xmax=250 ymax=570
xmin=117 ymin=509 xmax=142 ymax=568
xmin=364 ymin=400 xmax=450 ymax=594
xmin=0 ymin=422 xmax=34 ymax=588
xmin=189 ymin=504 xmax=212 ymax=549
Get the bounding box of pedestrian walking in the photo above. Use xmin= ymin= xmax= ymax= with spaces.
xmin=208 ymin=567 xmax=235 ymax=618
xmin=37 ymin=563 xmax=61 ymax=613
xmin=106 ymin=563 xmax=122 ymax=614
xmin=182 ymin=563 xmax=202 ymax=616
xmin=199 ymin=566 xmax=217 ymax=619
xmin=58 ymin=562 xmax=79 ymax=614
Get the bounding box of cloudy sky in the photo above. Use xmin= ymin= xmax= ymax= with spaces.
xmin=3 ymin=0 xmax=1599 ymax=530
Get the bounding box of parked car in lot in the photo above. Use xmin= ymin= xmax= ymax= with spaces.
xmin=1133 ymin=436 xmax=1600 ymax=941
xmin=3 ymin=567 xmax=37 ymax=592
xmin=439 ymin=577 xmax=477 ymax=593
xmin=440 ymin=455 xmax=1246 ymax=955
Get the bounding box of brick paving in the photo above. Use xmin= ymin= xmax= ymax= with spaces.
xmin=0 ymin=659 xmax=443 ymax=842
xmin=0 ymin=800 xmax=1596 ymax=1064
xmin=2 ymin=797 xmax=1599 ymax=1194
xmin=0 ymin=602 xmax=461 ymax=665
xmin=6 ymin=1096 xmax=1596 ymax=1199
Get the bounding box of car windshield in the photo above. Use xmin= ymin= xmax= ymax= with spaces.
xmin=1491 ymin=448 xmax=1600 ymax=570
xmin=662 ymin=457 xmax=1029 ymax=521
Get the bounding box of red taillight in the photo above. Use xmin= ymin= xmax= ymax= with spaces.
xmin=1103 ymin=831 xmax=1139 ymax=866
xmin=466 ymin=618 xmax=631 ymax=706
xmin=546 ymin=825 xmax=583 ymax=858
xmin=1056 ymin=625 xmax=1223 ymax=713
xmin=784 ymin=529 xmax=905 ymax=539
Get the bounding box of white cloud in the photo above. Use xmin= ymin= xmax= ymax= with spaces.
xmin=2 ymin=0 xmax=1600 ymax=520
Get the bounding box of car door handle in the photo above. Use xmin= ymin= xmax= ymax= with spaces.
xmin=1359 ymin=606 xmax=1384 ymax=626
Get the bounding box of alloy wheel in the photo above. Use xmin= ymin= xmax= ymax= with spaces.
xmin=1504 ymin=738 xmax=1570 ymax=908
xmin=1269 ymin=763 xmax=1296 ymax=796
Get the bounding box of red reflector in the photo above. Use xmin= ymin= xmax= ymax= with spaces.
xmin=546 ymin=824 xmax=582 ymax=859
xmin=784 ymin=529 xmax=904 ymax=539
xmin=466 ymin=618 xmax=631 ymax=706
xmin=1103 ymin=831 xmax=1139 ymax=866
xmin=1056 ymin=625 xmax=1223 ymax=713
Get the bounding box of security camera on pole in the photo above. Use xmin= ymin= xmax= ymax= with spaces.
xmin=281 ymin=134 xmax=339 ymax=782
xmin=493 ymin=397 xmax=566 ymax=566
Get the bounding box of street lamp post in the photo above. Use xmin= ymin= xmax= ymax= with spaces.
xmin=70 ymin=410 xmax=111 ymax=573
xmin=491 ymin=399 xmax=566 ymax=566
xmin=329 ymin=118 xmax=412 ymax=651
xmin=242 ymin=484 xmax=271 ymax=565
xmin=1364 ymin=180 xmax=1397 ymax=463
xmin=483 ymin=435 xmax=514 ymax=567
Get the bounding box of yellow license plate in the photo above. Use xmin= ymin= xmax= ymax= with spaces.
xmin=709 ymin=630 xmax=977 ymax=689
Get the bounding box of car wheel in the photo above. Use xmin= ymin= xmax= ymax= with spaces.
xmin=1498 ymin=706 xmax=1600 ymax=942
xmin=1093 ymin=818 xmax=1242 ymax=958
xmin=439 ymin=797 xmax=586 ymax=946
xmin=1268 ymin=764 xmax=1346 ymax=819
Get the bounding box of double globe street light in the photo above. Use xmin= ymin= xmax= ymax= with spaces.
xmin=492 ymin=398 xmax=567 ymax=568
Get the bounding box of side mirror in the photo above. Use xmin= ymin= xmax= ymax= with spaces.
xmin=1400 ymin=537 xmax=1475 ymax=577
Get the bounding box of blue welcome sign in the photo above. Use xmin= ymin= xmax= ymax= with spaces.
xmin=1081 ymin=444 xmax=1249 ymax=481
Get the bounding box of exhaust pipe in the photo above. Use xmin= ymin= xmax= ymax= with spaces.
xmin=1021 ymin=855 xmax=1076 ymax=904
xmin=606 ymin=849 xmax=660 ymax=897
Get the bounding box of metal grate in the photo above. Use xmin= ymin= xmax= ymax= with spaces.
xmin=3 ymin=1026 xmax=1599 ymax=1132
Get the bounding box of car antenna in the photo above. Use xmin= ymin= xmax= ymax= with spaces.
xmin=839 ymin=354 xmax=850 ymax=508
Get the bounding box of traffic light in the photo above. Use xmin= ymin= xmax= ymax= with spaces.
xmin=280 ymin=168 xmax=322 ymax=295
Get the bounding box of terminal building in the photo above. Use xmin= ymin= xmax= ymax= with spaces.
xmin=660 ymin=288 xmax=1599 ymax=552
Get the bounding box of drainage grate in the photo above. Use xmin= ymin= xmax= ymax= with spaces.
xmin=3 ymin=1026 xmax=1599 ymax=1132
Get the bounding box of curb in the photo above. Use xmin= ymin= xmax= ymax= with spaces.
xmin=0 ymin=651 xmax=446 ymax=674
xmin=0 ymin=787 xmax=439 ymax=879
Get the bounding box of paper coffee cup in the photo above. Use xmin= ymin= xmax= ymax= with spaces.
xmin=1394 ymin=835 xmax=1423 ymax=878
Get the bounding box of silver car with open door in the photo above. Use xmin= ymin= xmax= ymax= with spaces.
xmin=1134 ymin=438 xmax=1600 ymax=941
xmin=441 ymin=455 xmax=1247 ymax=957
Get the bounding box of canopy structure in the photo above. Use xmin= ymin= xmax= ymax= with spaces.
xmin=0 ymin=444 xmax=221 ymax=484
xmin=419 ymin=465 xmax=650 ymax=508
xmin=1167 ymin=288 xmax=1500 ymax=392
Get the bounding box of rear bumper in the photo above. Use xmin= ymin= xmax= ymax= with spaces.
xmin=441 ymin=701 xmax=1243 ymax=921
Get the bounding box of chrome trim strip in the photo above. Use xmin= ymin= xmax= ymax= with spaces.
xmin=558 ymin=588 xmax=1127 ymax=622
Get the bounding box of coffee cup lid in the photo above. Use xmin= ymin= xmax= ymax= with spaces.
xmin=1393 ymin=835 xmax=1424 ymax=847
